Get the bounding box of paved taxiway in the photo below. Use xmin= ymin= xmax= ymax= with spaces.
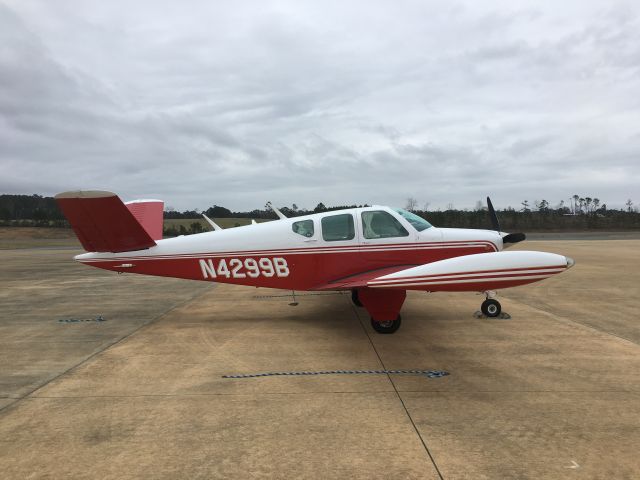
xmin=1 ymin=239 xmax=639 ymax=479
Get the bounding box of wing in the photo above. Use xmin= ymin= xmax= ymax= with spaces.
xmin=314 ymin=251 xmax=573 ymax=292
xmin=312 ymin=265 xmax=418 ymax=290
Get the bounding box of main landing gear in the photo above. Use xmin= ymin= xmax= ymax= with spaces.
xmin=353 ymin=288 xmax=406 ymax=334
xmin=351 ymin=289 xmax=363 ymax=307
xmin=480 ymin=292 xmax=502 ymax=318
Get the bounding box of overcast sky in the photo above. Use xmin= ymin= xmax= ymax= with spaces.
xmin=1 ymin=0 xmax=639 ymax=211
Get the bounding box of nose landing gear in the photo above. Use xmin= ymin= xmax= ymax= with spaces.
xmin=480 ymin=291 xmax=502 ymax=317
xmin=481 ymin=298 xmax=502 ymax=317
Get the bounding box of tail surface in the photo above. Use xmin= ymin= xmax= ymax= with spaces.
xmin=124 ymin=199 xmax=164 ymax=240
xmin=55 ymin=190 xmax=157 ymax=252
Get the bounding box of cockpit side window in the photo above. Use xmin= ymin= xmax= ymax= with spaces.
xmin=292 ymin=219 xmax=314 ymax=238
xmin=321 ymin=214 xmax=355 ymax=241
xmin=361 ymin=211 xmax=409 ymax=239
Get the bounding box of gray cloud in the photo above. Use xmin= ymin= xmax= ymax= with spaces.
xmin=1 ymin=0 xmax=639 ymax=211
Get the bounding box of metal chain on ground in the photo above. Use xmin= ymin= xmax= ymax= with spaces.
xmin=223 ymin=369 xmax=449 ymax=379
xmin=58 ymin=315 xmax=106 ymax=323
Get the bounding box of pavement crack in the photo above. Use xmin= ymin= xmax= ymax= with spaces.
xmin=350 ymin=299 xmax=445 ymax=480
xmin=26 ymin=391 xmax=398 ymax=399
xmin=505 ymin=295 xmax=639 ymax=347
xmin=0 ymin=286 xmax=212 ymax=416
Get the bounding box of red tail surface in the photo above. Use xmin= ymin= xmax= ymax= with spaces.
xmin=55 ymin=191 xmax=157 ymax=253
xmin=125 ymin=199 xmax=164 ymax=241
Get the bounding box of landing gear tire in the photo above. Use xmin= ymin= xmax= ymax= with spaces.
xmin=371 ymin=315 xmax=402 ymax=334
xmin=481 ymin=299 xmax=501 ymax=318
xmin=351 ymin=289 xmax=363 ymax=307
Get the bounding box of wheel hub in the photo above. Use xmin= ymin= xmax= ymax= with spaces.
xmin=370 ymin=315 xmax=402 ymax=334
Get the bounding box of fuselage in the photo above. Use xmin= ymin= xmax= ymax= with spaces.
xmin=76 ymin=206 xmax=504 ymax=290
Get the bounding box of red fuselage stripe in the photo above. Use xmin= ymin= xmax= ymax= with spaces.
xmin=370 ymin=270 xmax=558 ymax=286
xmin=369 ymin=265 xmax=566 ymax=284
xmin=80 ymin=240 xmax=498 ymax=263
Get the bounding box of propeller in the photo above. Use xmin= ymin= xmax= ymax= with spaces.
xmin=486 ymin=196 xmax=501 ymax=232
xmin=486 ymin=196 xmax=526 ymax=246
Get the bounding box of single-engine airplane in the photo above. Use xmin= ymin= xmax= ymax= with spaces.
xmin=55 ymin=191 xmax=574 ymax=333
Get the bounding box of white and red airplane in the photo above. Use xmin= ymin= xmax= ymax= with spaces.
xmin=55 ymin=191 xmax=574 ymax=333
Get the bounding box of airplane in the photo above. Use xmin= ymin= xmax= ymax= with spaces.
xmin=55 ymin=191 xmax=574 ymax=334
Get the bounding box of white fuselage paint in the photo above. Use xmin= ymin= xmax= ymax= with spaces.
xmin=75 ymin=206 xmax=504 ymax=264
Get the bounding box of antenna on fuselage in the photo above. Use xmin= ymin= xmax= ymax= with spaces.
xmin=266 ymin=201 xmax=287 ymax=219
xmin=289 ymin=290 xmax=298 ymax=306
xmin=202 ymin=214 xmax=222 ymax=231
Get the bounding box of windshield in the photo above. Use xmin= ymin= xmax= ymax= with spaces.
xmin=393 ymin=208 xmax=433 ymax=231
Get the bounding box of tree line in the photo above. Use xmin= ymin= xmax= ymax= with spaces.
xmin=0 ymin=194 xmax=66 ymax=227
xmin=404 ymin=195 xmax=640 ymax=231
xmin=1 ymin=193 xmax=639 ymax=232
xmin=165 ymin=202 xmax=370 ymax=221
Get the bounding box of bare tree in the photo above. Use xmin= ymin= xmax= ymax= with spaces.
xmin=626 ymin=199 xmax=633 ymax=212
xmin=474 ymin=200 xmax=484 ymax=211
xmin=585 ymin=197 xmax=593 ymax=213
xmin=405 ymin=197 xmax=418 ymax=212
xmin=537 ymin=199 xmax=549 ymax=212
xmin=422 ymin=202 xmax=430 ymax=212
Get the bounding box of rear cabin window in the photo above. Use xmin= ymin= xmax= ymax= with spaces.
xmin=321 ymin=214 xmax=355 ymax=241
xmin=361 ymin=211 xmax=409 ymax=239
xmin=292 ymin=219 xmax=314 ymax=237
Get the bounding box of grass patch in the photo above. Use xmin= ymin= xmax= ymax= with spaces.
xmin=0 ymin=227 xmax=80 ymax=249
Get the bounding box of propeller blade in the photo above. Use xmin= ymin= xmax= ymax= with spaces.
xmin=487 ymin=197 xmax=526 ymax=246
xmin=486 ymin=196 xmax=501 ymax=232
xmin=503 ymin=232 xmax=526 ymax=244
